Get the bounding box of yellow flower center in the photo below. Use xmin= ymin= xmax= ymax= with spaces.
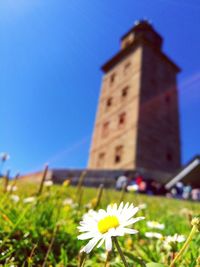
xmin=98 ymin=215 xmax=120 ymax=234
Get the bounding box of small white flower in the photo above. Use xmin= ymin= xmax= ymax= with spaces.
xmin=127 ymin=185 xmax=139 ymax=192
xmin=63 ymin=198 xmax=73 ymax=206
xmin=10 ymin=195 xmax=20 ymax=203
xmin=180 ymin=208 xmax=193 ymax=216
xmin=24 ymin=232 xmax=30 ymax=238
xmin=84 ymin=203 xmax=92 ymax=209
xmin=23 ymin=197 xmax=36 ymax=203
xmin=165 ymin=234 xmax=185 ymax=244
xmin=163 ymin=234 xmax=185 ymax=250
xmin=77 ymin=202 xmax=144 ymax=253
xmin=44 ymin=180 xmax=53 ymax=187
xmin=145 ymin=232 xmax=163 ymax=239
xmin=7 ymin=185 xmax=18 ymax=192
xmin=147 ymin=221 xmax=165 ymax=230
xmin=138 ymin=203 xmax=147 ymax=210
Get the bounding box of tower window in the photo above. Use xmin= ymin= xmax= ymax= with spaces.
xmin=166 ymin=152 xmax=173 ymax=162
xmin=110 ymin=73 xmax=116 ymax=85
xmin=106 ymin=97 xmax=112 ymax=109
xmin=97 ymin=152 xmax=105 ymax=167
xmin=121 ymin=86 xmax=129 ymax=98
xmin=114 ymin=145 xmax=123 ymax=164
xmin=118 ymin=112 xmax=126 ymax=128
xmin=124 ymin=62 xmax=131 ymax=74
xmin=102 ymin=121 xmax=110 ymax=137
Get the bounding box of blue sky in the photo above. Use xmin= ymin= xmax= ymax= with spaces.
xmin=0 ymin=0 xmax=200 ymax=175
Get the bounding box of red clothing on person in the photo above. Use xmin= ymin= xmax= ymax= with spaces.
xmin=135 ymin=176 xmax=143 ymax=185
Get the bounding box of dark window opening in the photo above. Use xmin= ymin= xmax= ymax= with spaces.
xmin=110 ymin=73 xmax=116 ymax=85
xmin=122 ymin=86 xmax=129 ymax=98
xmin=106 ymin=97 xmax=112 ymax=108
xmin=115 ymin=145 xmax=123 ymax=164
xmin=118 ymin=112 xmax=126 ymax=127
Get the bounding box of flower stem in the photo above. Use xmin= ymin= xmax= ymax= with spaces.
xmin=37 ymin=164 xmax=48 ymax=196
xmin=78 ymin=188 xmax=84 ymax=207
xmin=119 ymin=184 xmax=126 ymax=203
xmin=113 ymin=237 xmax=129 ymax=267
xmin=104 ymin=251 xmax=110 ymax=267
xmin=169 ymin=225 xmax=197 ymax=267
xmin=76 ymin=170 xmax=87 ymax=194
xmin=78 ymin=252 xmax=86 ymax=267
xmin=94 ymin=183 xmax=104 ymax=210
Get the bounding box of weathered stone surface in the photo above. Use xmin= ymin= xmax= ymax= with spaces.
xmin=88 ymin=20 xmax=181 ymax=174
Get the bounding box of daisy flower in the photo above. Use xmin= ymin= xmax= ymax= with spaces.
xmin=23 ymin=197 xmax=36 ymax=203
xmin=147 ymin=221 xmax=165 ymax=230
xmin=145 ymin=232 xmax=163 ymax=239
xmin=44 ymin=180 xmax=53 ymax=187
xmin=127 ymin=184 xmax=139 ymax=192
xmin=62 ymin=198 xmax=74 ymax=206
xmin=138 ymin=203 xmax=147 ymax=210
xmin=163 ymin=234 xmax=185 ymax=250
xmin=10 ymin=195 xmax=20 ymax=203
xmin=7 ymin=185 xmax=18 ymax=192
xmin=77 ymin=202 xmax=144 ymax=253
xmin=165 ymin=234 xmax=185 ymax=244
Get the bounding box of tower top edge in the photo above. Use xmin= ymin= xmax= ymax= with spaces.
xmin=121 ymin=19 xmax=162 ymax=41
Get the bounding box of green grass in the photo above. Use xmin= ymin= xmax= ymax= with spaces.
xmin=0 ymin=180 xmax=199 ymax=267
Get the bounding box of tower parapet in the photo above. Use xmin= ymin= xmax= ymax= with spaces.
xmin=121 ymin=20 xmax=163 ymax=50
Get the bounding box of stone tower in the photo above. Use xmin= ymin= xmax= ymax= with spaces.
xmin=88 ymin=20 xmax=181 ymax=173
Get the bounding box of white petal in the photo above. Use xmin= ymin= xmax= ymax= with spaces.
xmin=124 ymin=202 xmax=129 ymax=211
xmin=97 ymin=237 xmax=105 ymax=248
xmin=122 ymin=204 xmax=130 ymax=212
xmin=117 ymin=202 xmax=124 ymax=214
xmin=123 ymin=228 xmax=138 ymax=235
xmin=108 ymin=228 xmax=117 ymax=236
xmin=97 ymin=209 xmax=107 ymax=218
xmin=105 ymin=236 xmax=112 ymax=251
xmin=78 ymin=225 xmax=97 ymax=232
xmin=122 ymin=216 xmax=144 ymax=227
xmin=113 ymin=227 xmax=124 ymax=236
xmin=78 ymin=232 xmax=100 ymax=240
xmin=112 ymin=203 xmax=117 ymax=212
xmin=122 ymin=207 xmax=139 ymax=220
xmin=81 ymin=237 xmax=100 ymax=254
xmin=107 ymin=204 xmax=112 ymax=213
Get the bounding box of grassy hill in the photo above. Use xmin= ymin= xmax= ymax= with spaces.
xmin=0 ymin=180 xmax=199 ymax=266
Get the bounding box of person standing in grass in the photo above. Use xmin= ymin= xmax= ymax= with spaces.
xmin=115 ymin=172 xmax=128 ymax=191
